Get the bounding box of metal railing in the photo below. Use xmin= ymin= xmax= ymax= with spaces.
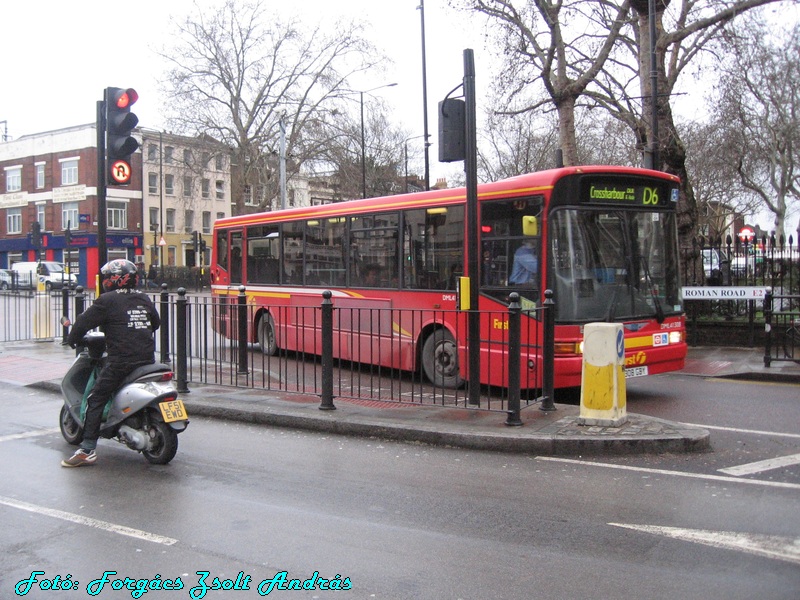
xmin=151 ymin=287 xmax=555 ymax=417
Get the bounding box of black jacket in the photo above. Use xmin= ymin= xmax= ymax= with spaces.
xmin=68 ymin=288 xmax=160 ymax=366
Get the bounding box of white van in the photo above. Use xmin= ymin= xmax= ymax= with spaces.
xmin=11 ymin=261 xmax=78 ymax=291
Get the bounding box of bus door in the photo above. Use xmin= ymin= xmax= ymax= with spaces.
xmin=478 ymin=197 xmax=543 ymax=387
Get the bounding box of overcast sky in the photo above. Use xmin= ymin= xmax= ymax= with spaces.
xmin=0 ymin=0 xmax=489 ymax=183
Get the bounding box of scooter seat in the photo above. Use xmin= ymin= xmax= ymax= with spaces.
xmin=120 ymin=363 xmax=173 ymax=387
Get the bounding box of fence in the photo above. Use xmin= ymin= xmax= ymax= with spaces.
xmin=5 ymin=285 xmax=554 ymax=418
xmin=681 ymin=235 xmax=800 ymax=346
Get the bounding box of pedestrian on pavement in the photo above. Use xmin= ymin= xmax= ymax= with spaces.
xmin=61 ymin=259 xmax=160 ymax=467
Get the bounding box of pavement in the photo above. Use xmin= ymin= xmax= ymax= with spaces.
xmin=2 ymin=339 xmax=798 ymax=456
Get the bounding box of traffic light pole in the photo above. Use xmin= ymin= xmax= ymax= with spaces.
xmin=96 ymin=99 xmax=108 ymax=272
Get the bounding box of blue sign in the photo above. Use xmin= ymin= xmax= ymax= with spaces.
xmin=616 ymin=329 xmax=625 ymax=359
xmin=79 ymin=214 xmax=91 ymax=224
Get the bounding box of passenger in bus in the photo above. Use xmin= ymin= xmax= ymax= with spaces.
xmin=361 ymin=264 xmax=381 ymax=287
xmin=509 ymin=240 xmax=538 ymax=285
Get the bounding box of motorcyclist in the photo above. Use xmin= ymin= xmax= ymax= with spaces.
xmin=61 ymin=259 xmax=160 ymax=467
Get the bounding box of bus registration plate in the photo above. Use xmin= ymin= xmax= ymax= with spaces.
xmin=159 ymin=399 xmax=188 ymax=423
xmin=624 ymin=366 xmax=648 ymax=378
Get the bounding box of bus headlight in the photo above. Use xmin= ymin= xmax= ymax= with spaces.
xmin=669 ymin=331 xmax=682 ymax=344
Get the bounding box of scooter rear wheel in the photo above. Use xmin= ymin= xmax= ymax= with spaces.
xmin=142 ymin=418 xmax=178 ymax=465
xmin=59 ymin=404 xmax=84 ymax=446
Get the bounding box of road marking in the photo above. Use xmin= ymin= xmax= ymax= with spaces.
xmin=609 ymin=523 xmax=800 ymax=566
xmin=0 ymin=496 xmax=177 ymax=546
xmin=680 ymin=423 xmax=800 ymax=440
xmin=719 ymin=453 xmax=800 ymax=476
xmin=535 ymin=457 xmax=800 ymax=490
xmin=0 ymin=428 xmax=59 ymax=443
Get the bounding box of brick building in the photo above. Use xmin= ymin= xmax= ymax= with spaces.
xmin=0 ymin=124 xmax=143 ymax=288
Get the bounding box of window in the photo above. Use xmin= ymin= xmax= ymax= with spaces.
xmin=165 ymin=174 xmax=175 ymax=196
xmin=6 ymin=208 xmax=22 ymax=234
xmin=164 ymin=146 xmax=174 ymax=163
xmin=215 ymin=154 xmax=224 ymax=170
xmin=107 ymin=201 xmax=128 ymax=230
xmin=202 ymin=152 xmax=210 ymax=167
xmin=243 ymin=185 xmax=254 ymax=206
xmin=147 ymin=144 xmax=158 ymax=161
xmin=5 ymin=166 xmax=22 ymax=192
xmin=350 ymin=213 xmax=399 ymax=287
xmin=202 ymin=211 xmax=211 ymax=234
xmin=403 ymin=206 xmax=465 ymax=290
xmin=184 ymin=210 xmax=194 ymax=233
xmin=183 ymin=176 xmax=193 ymax=197
xmin=148 ymin=172 xmax=158 ymax=194
xmin=149 ymin=208 xmax=159 ymax=231
xmin=216 ymin=212 xmax=225 ymax=221
xmin=37 ymin=204 xmax=46 ymax=230
xmin=60 ymin=159 xmax=78 ymax=186
xmin=183 ymin=149 xmax=193 ymax=165
xmin=35 ymin=163 xmax=45 ymax=189
xmin=215 ymin=180 xmax=225 ymax=200
xmin=62 ymin=202 xmax=79 ymax=231
xmin=166 ymin=209 xmax=176 ymax=232
xmin=202 ymin=179 xmax=210 ymax=199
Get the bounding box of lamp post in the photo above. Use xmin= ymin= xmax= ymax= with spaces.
xmin=417 ymin=0 xmax=431 ymax=191
xmin=359 ymin=83 xmax=398 ymax=198
xmin=138 ymin=127 xmax=164 ymax=278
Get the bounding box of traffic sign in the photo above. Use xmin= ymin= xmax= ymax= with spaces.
xmin=739 ymin=226 xmax=755 ymax=243
xmin=109 ymin=159 xmax=132 ymax=185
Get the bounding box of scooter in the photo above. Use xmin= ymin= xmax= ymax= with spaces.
xmin=58 ymin=328 xmax=189 ymax=465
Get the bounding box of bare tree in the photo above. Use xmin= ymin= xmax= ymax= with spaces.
xmin=157 ymin=0 xmax=384 ymax=212
xmin=454 ymin=0 xmax=632 ymax=166
xmin=711 ymin=16 xmax=800 ymax=239
xmin=456 ymin=0 xmax=790 ymax=245
xmin=477 ymin=110 xmax=559 ymax=180
xmin=682 ymin=120 xmax=762 ymax=240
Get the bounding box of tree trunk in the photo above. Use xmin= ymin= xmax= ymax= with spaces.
xmin=636 ymin=6 xmax=698 ymax=244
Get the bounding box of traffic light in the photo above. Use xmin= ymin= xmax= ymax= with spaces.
xmin=105 ymin=87 xmax=139 ymax=186
xmin=31 ymin=222 xmax=42 ymax=249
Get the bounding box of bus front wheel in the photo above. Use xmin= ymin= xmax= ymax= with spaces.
xmin=422 ymin=329 xmax=464 ymax=389
xmin=258 ymin=313 xmax=278 ymax=356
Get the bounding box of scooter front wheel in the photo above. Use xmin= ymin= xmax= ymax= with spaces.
xmin=59 ymin=405 xmax=84 ymax=446
xmin=142 ymin=418 xmax=178 ymax=465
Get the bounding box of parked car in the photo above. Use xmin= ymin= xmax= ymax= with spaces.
xmin=701 ymin=248 xmax=731 ymax=285
xmin=11 ymin=261 xmax=78 ymax=291
xmin=0 ymin=269 xmax=12 ymax=290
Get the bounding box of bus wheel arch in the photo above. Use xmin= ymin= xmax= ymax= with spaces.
xmin=421 ymin=326 xmax=464 ymax=389
xmin=256 ymin=310 xmax=278 ymax=356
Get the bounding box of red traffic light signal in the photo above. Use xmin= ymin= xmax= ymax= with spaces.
xmin=105 ymin=87 xmax=139 ymax=186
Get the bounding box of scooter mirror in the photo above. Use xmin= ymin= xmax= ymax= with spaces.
xmin=60 ymin=316 xmax=71 ymax=327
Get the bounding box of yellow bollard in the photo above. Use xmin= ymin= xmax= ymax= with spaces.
xmin=578 ymin=323 xmax=627 ymax=427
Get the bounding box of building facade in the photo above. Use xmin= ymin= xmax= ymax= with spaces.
xmin=138 ymin=130 xmax=232 ymax=273
xmin=0 ymin=124 xmax=143 ymax=288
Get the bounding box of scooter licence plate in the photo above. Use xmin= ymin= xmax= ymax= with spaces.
xmin=159 ymin=399 xmax=188 ymax=423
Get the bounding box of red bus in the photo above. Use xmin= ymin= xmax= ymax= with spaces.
xmin=211 ymin=166 xmax=686 ymax=389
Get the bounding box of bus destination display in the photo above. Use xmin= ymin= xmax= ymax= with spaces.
xmin=583 ymin=179 xmax=677 ymax=207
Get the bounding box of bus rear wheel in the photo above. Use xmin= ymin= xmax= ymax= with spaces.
xmin=422 ymin=329 xmax=464 ymax=389
xmin=258 ymin=313 xmax=278 ymax=356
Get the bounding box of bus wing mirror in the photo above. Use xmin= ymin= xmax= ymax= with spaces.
xmin=522 ymin=216 xmax=539 ymax=236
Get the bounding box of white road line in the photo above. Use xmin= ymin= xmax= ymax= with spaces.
xmin=535 ymin=456 xmax=800 ymax=490
xmin=719 ymin=453 xmax=800 ymax=476
xmin=609 ymin=523 xmax=800 ymax=566
xmin=0 ymin=496 xmax=177 ymax=546
xmin=0 ymin=428 xmax=59 ymax=443
xmin=680 ymin=423 xmax=800 ymax=439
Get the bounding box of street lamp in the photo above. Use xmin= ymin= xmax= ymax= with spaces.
xmin=359 ymin=83 xmax=398 ymax=198
xmin=417 ymin=1 xmax=431 ymax=191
